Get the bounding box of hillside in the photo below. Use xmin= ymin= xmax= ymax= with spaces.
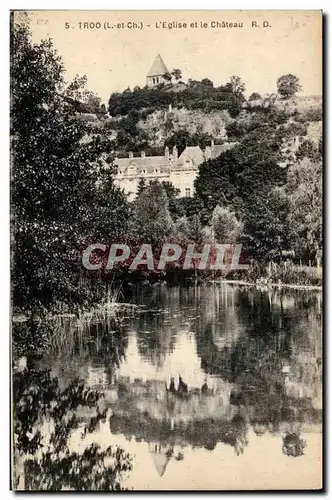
xmin=136 ymin=107 xmax=232 ymax=148
xmin=75 ymin=84 xmax=322 ymax=160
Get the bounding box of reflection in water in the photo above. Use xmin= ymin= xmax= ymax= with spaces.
xmin=16 ymin=285 xmax=322 ymax=489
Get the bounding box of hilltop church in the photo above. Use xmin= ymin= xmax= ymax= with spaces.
xmin=113 ymin=55 xmax=236 ymax=201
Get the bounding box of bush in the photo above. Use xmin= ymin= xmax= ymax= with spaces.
xmin=300 ymin=107 xmax=322 ymax=123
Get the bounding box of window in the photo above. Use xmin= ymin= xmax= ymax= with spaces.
xmin=185 ymin=188 xmax=191 ymax=197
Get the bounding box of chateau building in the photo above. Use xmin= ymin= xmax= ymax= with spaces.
xmin=113 ymin=141 xmax=236 ymax=201
xmin=146 ymin=54 xmax=169 ymax=87
xmin=112 ymin=54 xmax=236 ymax=200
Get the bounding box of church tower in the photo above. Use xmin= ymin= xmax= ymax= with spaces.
xmin=146 ymin=54 xmax=169 ymax=87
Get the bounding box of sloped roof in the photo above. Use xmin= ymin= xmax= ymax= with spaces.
xmin=147 ymin=54 xmax=169 ymax=77
xmin=177 ymin=146 xmax=205 ymax=167
xmin=114 ymin=155 xmax=171 ymax=172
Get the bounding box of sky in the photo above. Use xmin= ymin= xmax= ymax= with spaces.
xmin=25 ymin=10 xmax=322 ymax=105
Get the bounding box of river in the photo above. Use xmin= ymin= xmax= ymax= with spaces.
xmin=18 ymin=284 xmax=322 ymax=490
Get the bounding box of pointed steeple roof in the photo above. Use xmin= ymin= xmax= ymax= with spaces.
xmin=147 ymin=54 xmax=169 ymax=77
xmin=149 ymin=442 xmax=173 ymax=477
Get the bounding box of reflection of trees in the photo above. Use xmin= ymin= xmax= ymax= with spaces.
xmin=82 ymin=319 xmax=128 ymax=385
xmin=110 ymin=412 xmax=248 ymax=456
xmin=282 ymin=433 xmax=306 ymax=457
xmin=13 ymin=369 xmax=132 ymax=490
xmin=133 ymin=286 xmax=199 ymax=367
xmin=43 ymin=316 xmax=129 ymax=387
xmin=135 ymin=311 xmax=176 ymax=367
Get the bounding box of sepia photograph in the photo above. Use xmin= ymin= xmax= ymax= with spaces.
xmin=10 ymin=10 xmax=323 ymax=491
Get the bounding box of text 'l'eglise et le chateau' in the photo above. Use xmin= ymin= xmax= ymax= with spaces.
xmin=154 ymin=21 xmax=244 ymax=29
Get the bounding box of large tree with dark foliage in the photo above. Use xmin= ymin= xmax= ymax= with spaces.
xmin=130 ymin=181 xmax=173 ymax=244
xmin=194 ymin=120 xmax=288 ymax=259
xmin=10 ymin=15 xmax=128 ymax=315
xmin=277 ymin=74 xmax=302 ymax=99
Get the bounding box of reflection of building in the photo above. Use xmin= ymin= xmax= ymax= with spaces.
xmin=148 ymin=443 xmax=173 ymax=477
xmin=114 ymin=141 xmax=236 ymax=201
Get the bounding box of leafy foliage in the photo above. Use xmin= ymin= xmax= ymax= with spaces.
xmin=194 ymin=96 xmax=322 ymax=262
xmin=277 ymin=74 xmax=302 ymax=99
xmin=11 ymin=17 xmax=129 ymax=315
xmin=130 ymin=181 xmax=173 ymax=243
xmin=108 ymin=78 xmax=245 ymax=118
xmin=286 ymin=158 xmax=322 ymax=261
xmin=204 ymin=205 xmax=243 ymax=243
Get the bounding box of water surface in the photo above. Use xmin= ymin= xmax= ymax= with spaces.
xmin=38 ymin=284 xmax=323 ymax=490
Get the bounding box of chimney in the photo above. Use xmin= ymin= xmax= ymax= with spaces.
xmin=129 ymin=151 xmax=133 ymax=160
xmin=141 ymin=151 xmax=146 ymax=159
xmin=172 ymin=145 xmax=178 ymax=160
xmin=165 ymin=146 xmax=170 ymax=160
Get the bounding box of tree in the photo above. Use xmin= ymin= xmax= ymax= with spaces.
xmin=228 ymin=75 xmax=246 ymax=96
xmin=296 ymin=138 xmax=321 ymax=161
xmin=195 ymin=122 xmax=286 ymax=218
xmin=172 ymin=216 xmax=191 ymax=244
xmin=248 ymin=92 xmax=261 ymax=101
xmin=130 ymin=181 xmax=173 ymax=243
xmin=161 ymin=180 xmax=180 ymax=199
xmin=286 ymin=158 xmax=322 ymax=262
xmin=187 ymin=214 xmax=205 ymax=244
xmin=243 ymin=187 xmax=291 ymax=261
xmin=194 ymin=118 xmax=290 ymax=259
xmin=160 ymin=181 xmax=183 ymax=220
xmin=137 ymin=177 xmax=147 ymax=196
xmin=171 ymin=68 xmax=182 ymax=81
xmin=201 ymin=78 xmax=214 ymax=88
xmin=10 ymin=15 xmax=128 ymax=314
xmin=277 ymin=74 xmax=302 ymax=99
xmin=210 ymin=205 xmax=243 ymax=243
xmin=164 ymin=130 xmax=190 ymax=156
xmin=163 ymin=72 xmax=172 ymax=82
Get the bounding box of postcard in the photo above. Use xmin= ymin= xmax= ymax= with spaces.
xmin=11 ymin=10 xmax=322 ymax=491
